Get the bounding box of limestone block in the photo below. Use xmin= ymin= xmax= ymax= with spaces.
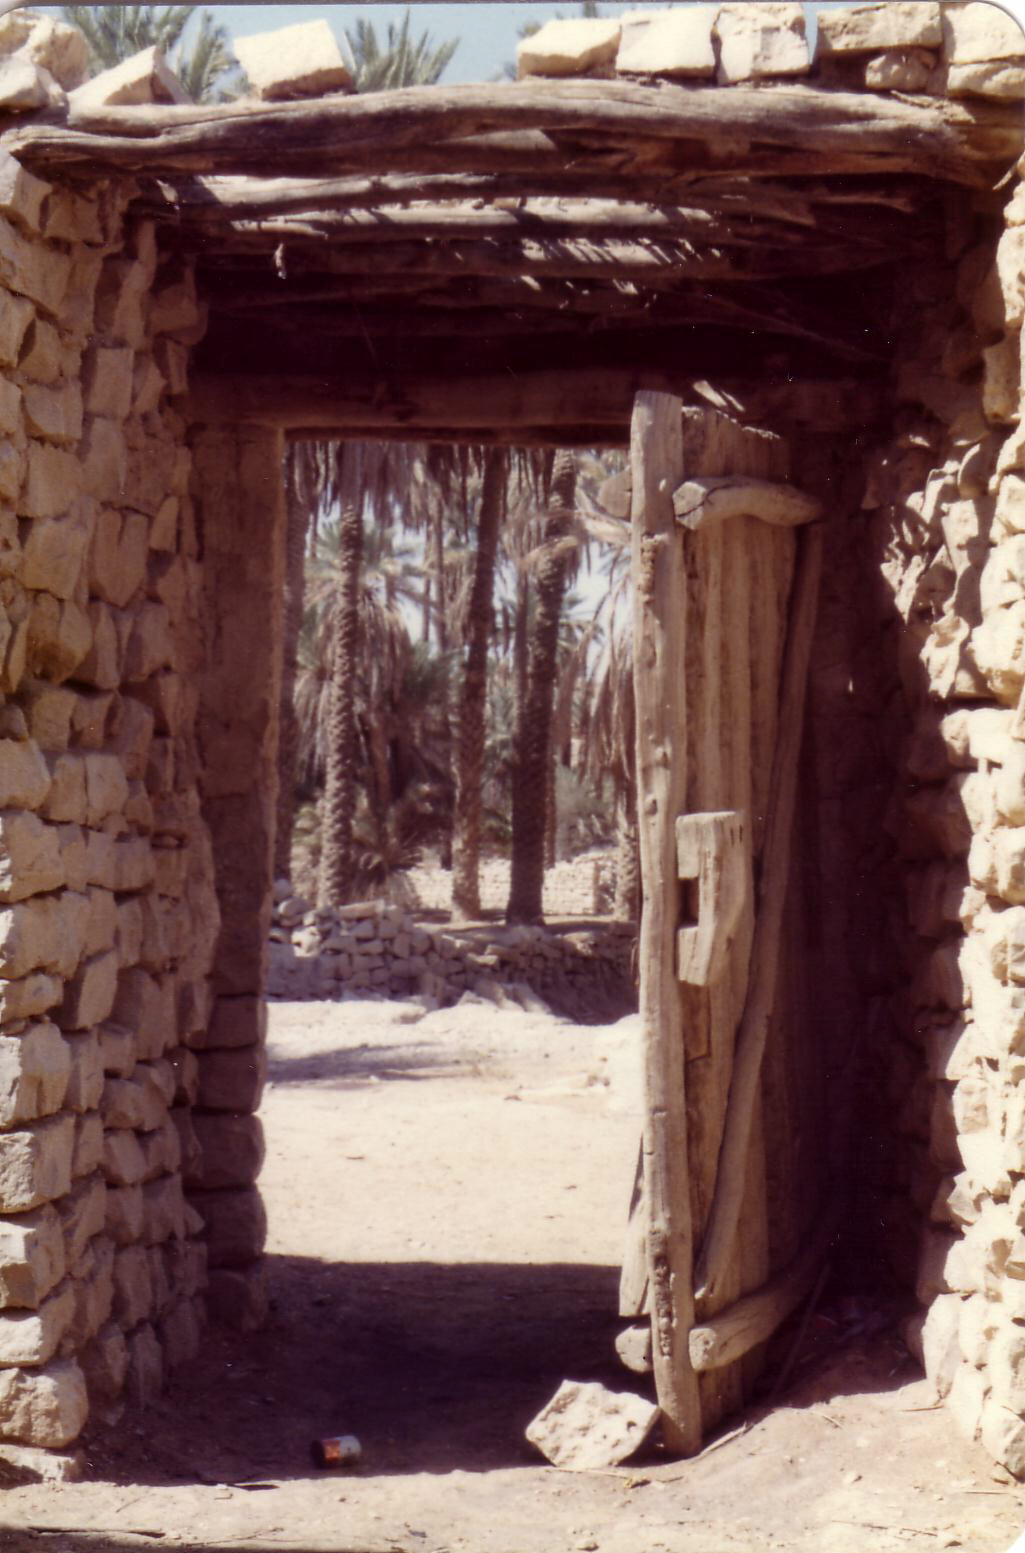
xmin=191 ymin=1185 xmax=266 ymax=1268
xmin=817 ymin=1 xmax=941 ymax=53
xmin=40 ymin=754 xmax=85 ymax=826
xmin=101 ymin=1128 xmax=145 ymax=1190
xmin=715 ymin=2 xmax=807 ymax=80
xmin=105 ymin=1182 xmax=143 ymax=1247
xmin=0 ymin=814 xmax=63 ymax=910
xmin=189 ymin=1113 xmax=264 ymax=1191
xmin=159 ymin=1295 xmax=201 ymax=1370
xmin=526 ymin=1378 xmax=659 ymax=1469
xmin=169 ymin=1048 xmax=198 ymax=1107
xmin=0 ymin=1357 xmax=87 ymax=1446
xmin=0 ymin=10 xmax=89 ymax=88
xmin=0 ymin=293 xmax=32 ymax=369
xmin=80 ymin=417 xmax=127 ymax=505
xmin=949 ymin=59 xmax=1025 ymax=96
xmin=0 ymin=1113 xmax=73 ymax=1211
xmin=943 ymin=2 xmax=1025 ymax=65
xmin=138 ymin=1113 xmax=180 ymax=1182
xmin=83 ymin=754 xmax=128 ymax=829
xmin=194 ymin=1045 xmax=266 ymax=1113
xmin=93 ymin=260 xmax=149 ymax=351
xmin=206 ymin=1264 xmax=266 ymax=1332
xmin=0 ymin=438 xmax=25 ymax=507
xmin=949 ymin=1359 xmax=989 ymax=1442
xmin=989 ymin=1319 xmax=1025 ymax=1413
xmin=922 ymin=1291 xmax=963 ymax=1399
xmin=194 ymin=994 xmax=265 ymax=1052
xmin=82 ymin=347 xmax=133 ymax=421
xmin=0 ymin=1204 xmax=63 ymax=1308
xmin=110 ymin=837 xmax=153 ymax=894
xmin=142 ymin=1173 xmax=184 ymax=1245
xmin=983 ymin=335 xmax=1021 ymax=424
xmin=123 ymin=603 xmax=173 ymax=684
xmin=25 ymin=595 xmax=92 ymax=684
xmin=112 ymin=1243 xmax=151 ymax=1328
xmin=57 ymin=1172 xmax=104 ymax=1271
xmin=0 ymin=151 xmax=49 ymax=236
xmin=100 ymin=1075 xmax=166 ymax=1134
xmin=111 ymin=969 xmax=176 ymax=1060
xmin=953 ymin=1068 xmax=994 ymax=1135
xmin=981 ymin=1397 xmax=1025 ymax=1478
xmin=83 ymin=889 xmax=116 ymax=961
xmin=150 ymin=496 xmax=177 ymax=553
xmin=997 ymin=474 xmax=1025 ymax=538
xmin=997 ymin=228 xmax=1025 ymax=330
xmin=89 ymin=509 xmax=149 ymax=609
xmin=22 ymin=382 xmax=83 ymax=449
xmin=0 ymin=1022 xmax=69 ymax=1128
xmin=0 ymin=57 xmax=61 ymax=112
xmin=0 ymin=1276 xmax=73 ymax=1367
xmin=20 ymin=442 xmax=78 ymax=522
xmin=79 ymin=1320 xmax=125 ymax=1405
xmin=234 ymin=17 xmax=354 ymax=100
xmin=71 ymin=1111 xmax=101 ymax=1180
xmin=66 ymin=1233 xmax=113 ymax=1347
xmin=98 ymin=1024 xmax=134 ymax=1079
xmin=994 ymin=829 xmax=1025 ymax=905
xmin=0 ymin=743 xmax=48 ymax=818
xmin=615 ymin=7 xmax=716 ymax=75
xmin=21 ymin=505 xmax=91 ymax=600
xmin=0 ymin=973 xmax=61 ymax=1030
xmin=863 ymin=48 xmax=936 ymax=90
xmin=68 ymin=44 xmax=187 ymax=111
xmin=22 ymin=685 xmax=73 ymax=754
xmin=170 ymin=1106 xmax=201 ymax=1184
xmin=518 ymin=16 xmax=621 ymax=77
xmin=56 ymin=950 xmax=119 ymax=1033
xmin=0 ymin=379 xmax=20 ymax=439
xmin=959 ymin=1293 xmax=998 ymax=1368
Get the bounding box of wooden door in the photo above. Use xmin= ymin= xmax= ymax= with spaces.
xmin=627 ymin=389 xmax=824 ymax=1453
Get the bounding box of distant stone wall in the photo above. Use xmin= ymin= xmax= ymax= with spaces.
xmin=268 ymin=893 xmax=636 ymax=1024
xmin=405 ymin=851 xmax=616 ymax=919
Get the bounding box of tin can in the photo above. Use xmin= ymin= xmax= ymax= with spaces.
xmin=311 ymin=1433 xmax=361 ymax=1468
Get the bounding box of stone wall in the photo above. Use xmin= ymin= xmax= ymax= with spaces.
xmin=405 ymin=851 xmax=616 ymax=918
xmin=268 ymin=892 xmax=635 ymax=1023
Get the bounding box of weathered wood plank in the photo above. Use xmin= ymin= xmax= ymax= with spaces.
xmin=674 ymin=476 xmax=822 ymax=531
xmin=631 ymin=388 xmax=703 ymax=1456
xmin=676 ymin=811 xmax=748 ymax=988
xmin=693 ymin=523 xmax=825 ymax=1307
xmin=688 ymin=1219 xmax=834 ymax=1372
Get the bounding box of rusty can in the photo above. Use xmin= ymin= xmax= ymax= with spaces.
xmin=311 ymin=1433 xmax=361 ymax=1468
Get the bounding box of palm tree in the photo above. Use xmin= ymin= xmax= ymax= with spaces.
xmin=451 ymin=448 xmax=507 ymax=918
xmin=346 ymin=10 xmax=458 ymax=91
xmin=61 ymin=5 xmax=238 ymax=100
xmin=507 ymin=451 xmax=577 ymax=924
xmin=318 ymin=497 xmax=363 ymax=907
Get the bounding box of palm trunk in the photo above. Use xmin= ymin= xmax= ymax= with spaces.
xmin=318 ymin=500 xmax=363 ymax=907
xmin=544 ymin=755 xmax=557 ymax=871
xmin=614 ymin=782 xmax=641 ymax=922
xmin=507 ymin=450 xmax=575 ymax=925
xmin=274 ymin=462 xmax=310 ymax=884
xmin=451 ymin=448 xmax=505 ymax=919
xmin=432 ymin=502 xmax=454 ymax=871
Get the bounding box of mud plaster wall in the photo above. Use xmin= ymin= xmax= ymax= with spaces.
xmin=0 ymin=153 xmax=285 ymax=1469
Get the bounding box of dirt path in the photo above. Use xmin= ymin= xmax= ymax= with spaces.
xmin=2 ymin=996 xmax=1025 ymax=1553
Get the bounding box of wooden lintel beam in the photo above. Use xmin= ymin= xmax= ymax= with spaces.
xmin=9 ymin=79 xmax=1020 ymax=186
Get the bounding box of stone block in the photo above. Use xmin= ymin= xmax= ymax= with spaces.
xmin=234 ymin=18 xmax=355 ymax=99
xmin=138 ymin=1114 xmax=180 ymax=1182
xmin=57 ymin=1172 xmax=104 ymax=1270
xmin=22 ymin=382 xmax=83 ymax=448
xmin=142 ymin=1173 xmax=184 ymax=1244
xmin=997 ymin=228 xmax=1025 ymax=330
xmin=89 ymin=509 xmax=149 ymax=610
xmin=98 ymin=1024 xmax=134 ymax=1079
xmin=25 ymin=595 xmax=92 ymax=684
xmin=105 ymin=1181 xmax=143 ymax=1247
xmin=616 ymin=6 xmax=715 ymax=75
xmin=101 ymin=1128 xmax=146 ymax=1189
xmin=20 ymin=442 xmax=78 ymax=522
xmin=23 ymin=685 xmax=74 ymax=753
xmin=71 ymin=1111 xmax=101 ymax=1179
xmin=921 ymin=1291 xmax=962 ymax=1399
xmin=817 ymin=1 xmax=941 ymax=54
xmin=0 ymin=11 xmax=89 ymax=88
xmin=68 ymin=44 xmax=187 ymax=110
xmin=983 ymin=334 xmax=1021 ymax=424
xmin=948 ymin=1359 xmax=988 ymax=1442
xmin=56 ymin=950 xmax=119 ymax=1033
xmin=863 ymin=48 xmax=936 ymax=90
xmin=82 ymin=347 xmax=134 ymax=420
xmin=989 ymin=1320 xmax=1025 ymax=1411
xmin=526 ymin=1378 xmax=659 ymax=1469
xmin=958 ymin=1293 xmax=998 ymax=1368
xmin=943 ymin=2 xmax=1025 ymax=65
xmin=111 ymin=968 xmax=176 ymax=1059
xmin=949 ymin=59 xmax=1025 ymax=96
xmin=158 ymin=1295 xmax=202 ymax=1369
xmin=518 ymin=16 xmax=621 ymax=77
xmin=0 ymin=292 xmax=32 ymax=369
xmin=191 ymin=1185 xmax=266 ymax=1268
xmin=79 ymin=1319 xmax=126 ymax=1405
xmin=0 ymin=1357 xmax=87 ymax=1446
xmin=0 ymin=1204 xmax=63 ymax=1308
xmin=0 ymin=1278 xmax=73 ymax=1366
xmin=206 ymin=1263 xmax=266 ymax=1331
xmin=195 ymin=1045 xmax=266 ymax=1113
xmin=124 ymin=1321 xmax=162 ymax=1407
xmin=0 ymin=1113 xmax=72 ymax=1211
xmin=100 ymin=1073 xmax=166 ymax=1133
xmin=193 ymin=994 xmax=265 ymax=1052
xmin=80 ymin=416 xmax=127 ymax=502
xmin=0 ymin=58 xmax=59 ymax=112
xmin=0 ymin=813 xmax=63 ymax=907
xmin=981 ymin=1397 xmax=1025 ymax=1478
xmin=0 ymin=741 xmax=50 ymax=813
xmin=0 ymin=1022 xmax=69 ymax=1127
xmin=112 ymin=1243 xmax=151 ymax=1328
xmin=66 ymin=1234 xmax=113 ymax=1347
xmin=189 ymin=1113 xmax=264 ymax=1190
xmin=41 ymin=753 xmax=86 ymax=826
xmin=83 ymin=754 xmax=128 ymax=828
xmin=715 ymin=2 xmax=808 ymax=80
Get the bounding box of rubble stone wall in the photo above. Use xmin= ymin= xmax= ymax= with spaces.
xmin=0 ymin=148 xmax=278 ymax=1467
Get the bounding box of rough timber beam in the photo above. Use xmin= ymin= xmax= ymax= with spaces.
xmin=9 ymin=80 xmax=1021 ymax=186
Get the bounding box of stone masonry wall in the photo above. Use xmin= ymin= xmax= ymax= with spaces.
xmin=0 ymin=146 xmax=223 ymax=1469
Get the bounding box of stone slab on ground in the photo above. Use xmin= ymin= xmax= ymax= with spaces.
xmin=525 ymin=1378 xmax=658 ymax=1468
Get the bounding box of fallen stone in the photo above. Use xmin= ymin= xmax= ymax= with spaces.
xmin=525 ymin=1378 xmax=658 ymax=1469
xmin=234 ymin=18 xmax=354 ymax=101
xmin=518 ymin=17 xmax=621 ymax=77
xmin=69 ymin=44 xmax=188 ymax=110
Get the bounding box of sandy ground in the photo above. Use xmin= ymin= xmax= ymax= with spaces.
xmin=3 ymin=995 xmax=1025 ymax=1553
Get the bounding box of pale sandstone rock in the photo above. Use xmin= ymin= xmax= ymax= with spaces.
xmin=57 ymin=1173 xmax=104 ymax=1269
xmin=0 ymin=57 xmax=62 ymax=111
xmin=66 ymin=1234 xmax=113 ymax=1346
xmin=195 ymin=1045 xmax=266 ymax=1113
xmin=949 ymin=58 xmax=1025 ymax=96
xmin=983 ymin=334 xmax=1021 ymax=423
xmin=0 ymin=10 xmax=89 ymax=89
xmin=949 ymin=1359 xmax=989 ymax=1441
xmin=518 ymin=16 xmax=621 ymax=77
xmin=22 ymin=383 xmax=83 ymax=448
xmin=68 ymin=45 xmax=187 ymax=111
xmin=0 ymin=152 xmax=48 ymax=235
xmin=79 ymin=1319 xmax=125 ymax=1404
xmin=234 ymin=18 xmax=354 ymax=100
xmin=25 ymin=596 xmax=92 ymax=685
xmin=0 ymin=379 xmax=20 ymax=438
xmin=0 ymin=742 xmax=50 ymax=814
xmin=981 ymin=1398 xmax=1025 ymax=1478
xmin=715 ymin=2 xmax=808 ymax=79
xmin=142 ymin=1173 xmax=184 ymax=1244
xmin=99 ymin=1023 xmax=136 ymax=1078
xmin=79 ymin=416 xmax=127 ymax=503
xmin=0 ymin=974 xmax=61 ymax=1028
xmin=21 ymin=506 xmax=91 ymax=600
xmin=817 ymin=1 xmax=941 ymax=53
xmin=100 ymin=1073 xmax=166 ymax=1133
xmin=124 ymin=1321 xmax=162 ymax=1406
xmin=0 ymin=1113 xmax=73 ymax=1211
xmin=102 ymin=1129 xmax=146 ymax=1190
xmin=190 ymin=1113 xmax=264 ymax=1190
xmin=149 ymin=274 xmax=203 ymax=339
xmin=988 ymin=1320 xmax=1025 ymax=1411
xmin=89 ymin=509 xmax=149 ymax=609
xmin=112 ymin=1243 xmax=151 ymax=1328
xmin=82 ymin=347 xmax=134 ymax=421
xmin=0 ymin=219 xmax=70 ymax=315
xmin=159 ymin=1295 xmax=202 ymax=1369
xmin=959 ymin=1294 xmax=998 ymax=1368
xmin=0 ymin=1204 xmax=63 ymax=1308
xmin=41 ymin=753 xmax=86 ymax=826
xmin=206 ymin=1264 xmax=266 ymax=1331
xmin=616 ymin=6 xmax=716 ymax=75
xmin=0 ymin=293 xmax=32 ymax=369
xmin=943 ymin=2 xmax=1025 ymax=64
xmin=864 ymin=47 xmax=936 ymax=89
xmin=56 ymin=950 xmax=119 ymax=1033
xmin=526 ymin=1379 xmax=658 ymax=1468
xmin=83 ymin=753 xmax=128 ymax=828
xmin=0 ymin=1357 xmax=87 ymax=1446
xmin=997 ymin=228 xmax=1025 ymax=329
xmin=105 ymin=1183 xmax=143 ymax=1246
xmin=996 ymin=474 xmax=1025 ymax=535
xmin=192 ymin=1185 xmax=266 ymax=1268
xmin=22 ymin=685 xmax=74 ymax=753
xmin=0 ymin=1279 xmax=73 ymax=1366
xmin=974 ymin=602 xmax=1025 ymax=698
xmin=20 ymin=443 xmax=78 ymax=522
xmin=922 ymin=1291 xmax=963 ymax=1398
xmin=71 ymin=1111 xmax=101 ymax=1179
xmin=82 ymin=889 xmax=116 ymax=959
xmin=0 ymin=1023 xmax=69 ymax=1128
